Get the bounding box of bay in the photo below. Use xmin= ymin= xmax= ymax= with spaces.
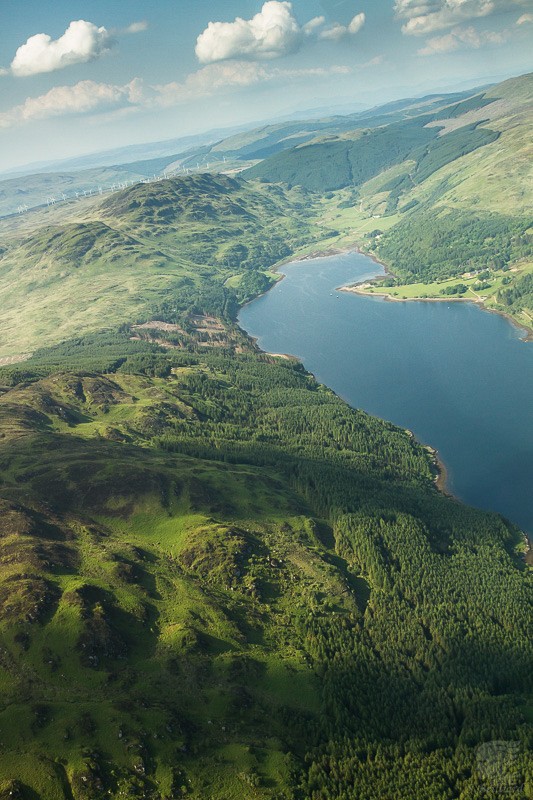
xmin=238 ymin=251 xmax=533 ymax=535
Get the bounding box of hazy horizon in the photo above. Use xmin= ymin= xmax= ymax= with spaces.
xmin=1 ymin=0 xmax=532 ymax=172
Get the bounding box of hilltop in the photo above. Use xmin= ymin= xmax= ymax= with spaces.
xmin=0 ymin=174 xmax=327 ymax=359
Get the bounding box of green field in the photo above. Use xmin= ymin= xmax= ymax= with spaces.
xmin=355 ymin=261 xmax=533 ymax=331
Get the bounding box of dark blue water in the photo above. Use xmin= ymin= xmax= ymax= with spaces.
xmin=239 ymin=251 xmax=533 ymax=535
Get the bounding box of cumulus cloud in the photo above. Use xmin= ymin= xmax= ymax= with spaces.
xmin=395 ymin=0 xmax=529 ymax=35
xmin=516 ymin=11 xmax=533 ymax=20
xmin=0 ymin=79 xmax=142 ymax=128
xmin=320 ymin=12 xmax=366 ymax=39
xmin=3 ymin=19 xmax=149 ymax=77
xmin=9 ymin=20 xmax=113 ymax=77
xmin=195 ymin=2 xmax=366 ymax=63
xmin=303 ymin=16 xmax=327 ymax=34
xmin=418 ymin=23 xmax=508 ymax=52
xmin=196 ymin=2 xmax=302 ymax=63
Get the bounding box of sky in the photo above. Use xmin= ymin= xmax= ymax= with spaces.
xmin=0 ymin=0 xmax=532 ymax=171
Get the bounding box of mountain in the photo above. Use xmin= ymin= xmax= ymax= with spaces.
xmin=245 ymin=73 xmax=533 ymax=330
xmin=0 ymin=87 xmax=480 ymax=219
xmin=0 ymin=174 xmax=326 ymax=359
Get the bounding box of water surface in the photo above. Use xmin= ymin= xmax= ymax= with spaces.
xmin=239 ymin=251 xmax=533 ymax=535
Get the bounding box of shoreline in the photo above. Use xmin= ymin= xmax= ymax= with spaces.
xmin=341 ymin=277 xmax=533 ymax=342
xmin=242 ymin=245 xmax=455 ymax=500
xmin=425 ymin=445 xmax=450 ymax=495
xmin=240 ymin=246 xmax=532 ymax=548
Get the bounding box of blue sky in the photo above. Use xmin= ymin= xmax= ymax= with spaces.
xmin=0 ymin=0 xmax=531 ymax=170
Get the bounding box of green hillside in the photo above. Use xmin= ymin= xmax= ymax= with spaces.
xmin=244 ymin=96 xmax=498 ymax=193
xmin=245 ymin=73 xmax=533 ymax=328
xmin=0 ymin=174 xmax=327 ymax=358
xmin=0 ymin=334 xmax=531 ymax=799
xmin=0 ymin=87 xmax=478 ymax=219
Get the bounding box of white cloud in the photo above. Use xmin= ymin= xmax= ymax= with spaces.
xmin=516 ymin=11 xmax=533 ymax=21
xmin=195 ymin=2 xmax=366 ymax=63
xmin=2 ymin=19 xmax=149 ymax=77
xmin=154 ymin=61 xmax=352 ymax=105
xmin=395 ymin=0 xmax=530 ymax=35
xmin=123 ymin=21 xmax=149 ymax=34
xmin=153 ymin=63 xmax=270 ymax=106
xmin=349 ymin=13 xmax=367 ymax=34
xmin=0 ymin=79 xmax=141 ymax=128
xmin=320 ymin=23 xmax=350 ymax=40
xmin=0 ymin=61 xmax=354 ymax=129
xmin=418 ymin=23 xmax=508 ymax=52
xmin=10 ymin=20 xmax=113 ymax=77
xmin=303 ymin=16 xmax=326 ymax=34
xmin=195 ymin=2 xmax=302 ymax=63
xmin=319 ymin=13 xmax=366 ymax=40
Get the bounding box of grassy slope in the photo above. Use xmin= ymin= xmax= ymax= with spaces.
xmin=0 ymin=175 xmax=329 ymax=358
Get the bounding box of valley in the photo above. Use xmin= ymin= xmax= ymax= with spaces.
xmin=0 ymin=71 xmax=531 ymax=800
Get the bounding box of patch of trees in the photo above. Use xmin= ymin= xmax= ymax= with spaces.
xmin=373 ymin=210 xmax=531 ymax=284
xmin=498 ymin=271 xmax=533 ymax=312
xmin=440 ymin=283 xmax=467 ymax=295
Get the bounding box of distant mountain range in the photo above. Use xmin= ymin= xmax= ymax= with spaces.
xmin=0 ymin=86 xmax=484 ymax=218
